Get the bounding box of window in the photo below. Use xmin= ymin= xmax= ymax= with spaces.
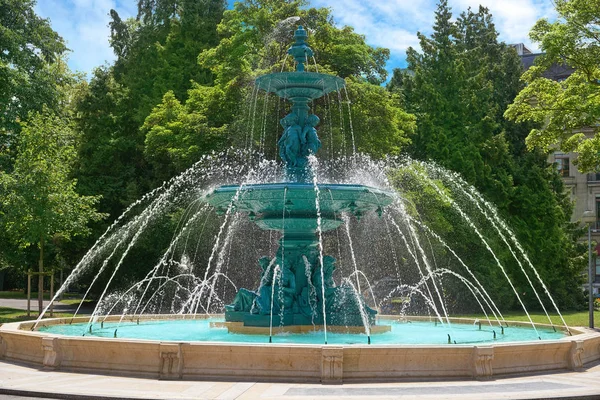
xmin=588 ymin=172 xmax=600 ymax=182
xmin=595 ymin=257 xmax=600 ymax=283
xmin=555 ymin=155 xmax=570 ymax=177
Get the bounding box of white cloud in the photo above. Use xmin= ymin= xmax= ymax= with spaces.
xmin=36 ymin=0 xmax=558 ymax=76
xmin=35 ymin=0 xmax=136 ymax=77
xmin=312 ymin=0 xmax=433 ymax=57
xmin=312 ymin=0 xmax=556 ymax=59
xmin=449 ymin=0 xmax=557 ymax=52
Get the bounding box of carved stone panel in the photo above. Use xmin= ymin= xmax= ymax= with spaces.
xmin=473 ymin=346 xmax=494 ymax=378
xmin=321 ymin=347 xmax=343 ymax=383
xmin=569 ymin=340 xmax=584 ymax=370
xmin=42 ymin=337 xmax=60 ymax=368
xmin=159 ymin=343 xmax=182 ymax=379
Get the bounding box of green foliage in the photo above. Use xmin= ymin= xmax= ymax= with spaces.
xmin=73 ymin=67 xmax=144 ymax=221
xmin=0 ymin=0 xmax=69 ymax=170
xmin=142 ymin=88 xmax=227 ymax=182
xmin=504 ymin=0 xmax=600 ymax=173
xmin=0 ymin=107 xmax=106 ymax=310
xmin=0 ymin=108 xmax=105 ymax=248
xmin=110 ymin=0 xmax=225 ymax=124
xmin=392 ymin=1 xmax=584 ymax=310
xmin=344 ymin=80 xmax=414 ymax=157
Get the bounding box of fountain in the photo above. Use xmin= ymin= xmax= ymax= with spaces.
xmin=205 ymin=26 xmax=391 ymax=337
xmin=1 ymin=25 xmax=600 ymax=382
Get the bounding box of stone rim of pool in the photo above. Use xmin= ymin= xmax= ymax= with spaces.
xmin=2 ymin=315 xmax=599 ymax=383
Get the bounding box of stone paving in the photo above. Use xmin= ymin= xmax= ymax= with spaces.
xmin=1 ymin=359 xmax=600 ymax=399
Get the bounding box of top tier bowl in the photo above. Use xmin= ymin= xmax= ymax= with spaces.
xmin=255 ymin=72 xmax=345 ymax=102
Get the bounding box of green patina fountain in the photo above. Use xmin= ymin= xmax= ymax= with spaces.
xmin=205 ymin=26 xmax=393 ymax=333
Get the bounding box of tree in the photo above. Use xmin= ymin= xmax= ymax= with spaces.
xmin=344 ymin=79 xmax=414 ymax=158
xmin=392 ymin=1 xmax=584 ymax=309
xmin=109 ymin=0 xmax=226 ymax=124
xmin=73 ymin=67 xmax=144 ymax=221
xmin=504 ymin=0 xmax=600 ymax=173
xmin=142 ymin=88 xmax=227 ymax=183
xmin=71 ymin=0 xmax=226 ymax=224
xmin=0 ymin=0 xmax=69 ymax=171
xmin=0 ymin=109 xmax=105 ymax=312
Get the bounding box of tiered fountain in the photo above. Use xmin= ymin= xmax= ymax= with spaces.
xmin=205 ymin=26 xmax=391 ymax=336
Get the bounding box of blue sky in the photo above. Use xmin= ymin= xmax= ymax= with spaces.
xmin=35 ymin=0 xmax=557 ymax=78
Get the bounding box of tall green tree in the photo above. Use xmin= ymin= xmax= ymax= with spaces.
xmin=0 ymin=109 xmax=105 ymax=312
xmin=504 ymin=0 xmax=600 ymax=173
xmin=73 ymin=67 xmax=143 ymax=220
xmin=73 ymin=0 xmax=227 ymax=224
xmin=142 ymin=87 xmax=227 ymax=182
xmin=392 ymin=1 xmax=583 ymax=309
xmin=109 ymin=0 xmax=226 ymax=124
xmin=0 ymin=0 xmax=69 ymax=171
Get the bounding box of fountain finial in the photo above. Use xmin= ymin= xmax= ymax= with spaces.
xmin=288 ymin=25 xmax=314 ymax=72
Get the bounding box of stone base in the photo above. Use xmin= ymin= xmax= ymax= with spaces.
xmin=210 ymin=321 xmax=391 ymax=335
xmin=225 ymin=310 xmax=375 ymax=329
xmin=2 ymin=316 xmax=596 ymax=383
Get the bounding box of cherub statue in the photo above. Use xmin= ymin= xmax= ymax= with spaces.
xmin=278 ymin=114 xmax=304 ymax=166
xmin=302 ymin=114 xmax=321 ymax=156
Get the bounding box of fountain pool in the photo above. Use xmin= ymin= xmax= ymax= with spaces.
xmin=38 ymin=317 xmax=564 ymax=345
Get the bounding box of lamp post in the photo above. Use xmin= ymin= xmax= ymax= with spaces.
xmin=582 ymin=210 xmax=596 ymax=329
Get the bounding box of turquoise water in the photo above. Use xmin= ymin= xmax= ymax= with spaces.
xmin=39 ymin=318 xmax=566 ymax=345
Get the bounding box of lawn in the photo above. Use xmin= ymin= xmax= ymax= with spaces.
xmin=0 ymin=307 xmax=74 ymax=325
xmin=454 ymin=310 xmax=600 ymax=327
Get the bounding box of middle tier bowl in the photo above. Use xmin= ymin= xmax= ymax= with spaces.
xmin=204 ymin=183 xmax=394 ymax=233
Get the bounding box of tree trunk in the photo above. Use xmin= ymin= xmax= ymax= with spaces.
xmin=38 ymin=236 xmax=44 ymax=314
xmin=27 ymin=269 xmax=31 ymax=317
xmin=50 ymin=271 xmax=54 ymax=317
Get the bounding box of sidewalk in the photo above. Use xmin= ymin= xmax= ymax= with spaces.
xmin=1 ymin=359 xmax=600 ymax=399
xmin=0 ymin=298 xmax=89 ymax=314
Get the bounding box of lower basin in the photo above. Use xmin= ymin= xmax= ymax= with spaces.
xmin=37 ymin=317 xmax=565 ymax=345
xmin=2 ymin=315 xmax=600 ymax=382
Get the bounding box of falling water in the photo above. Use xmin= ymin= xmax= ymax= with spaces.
xmin=343 ymin=214 xmax=362 ymax=295
xmin=343 ymin=87 xmax=357 ymax=159
xmin=311 ymin=56 xmax=319 ymax=73
xmin=387 ymin=206 xmax=450 ymax=325
xmin=445 ymin=170 xmax=570 ymax=332
xmin=408 ymin=217 xmax=506 ymax=326
xmin=335 ymin=82 xmax=346 ymax=158
xmin=342 ymin=278 xmax=371 ymax=341
xmin=412 ymin=166 xmax=541 ymax=338
xmin=309 ymin=155 xmax=328 ymax=343
xmin=259 ymin=84 xmax=271 ymax=154
xmin=269 ymin=264 xmax=281 ymax=342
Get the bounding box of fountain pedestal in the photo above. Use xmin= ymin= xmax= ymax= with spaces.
xmin=206 ymin=182 xmax=393 ymax=329
xmin=204 ymin=26 xmax=394 ymax=331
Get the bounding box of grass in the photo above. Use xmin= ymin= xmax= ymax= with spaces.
xmin=0 ymin=307 xmax=74 ymax=325
xmin=1 ymin=305 xmax=597 ymax=329
xmin=58 ymin=298 xmax=96 ymax=307
xmin=454 ymin=310 xmax=600 ymax=327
